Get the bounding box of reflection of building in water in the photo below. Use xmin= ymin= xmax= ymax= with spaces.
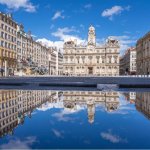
xmin=63 ymin=91 xmax=119 ymax=123
xmin=0 ymin=90 xmax=62 ymax=137
xmin=123 ymin=92 xmax=136 ymax=104
xmin=87 ymin=100 xmax=95 ymax=124
xmin=0 ymin=90 xmax=119 ymax=137
xmin=0 ymin=90 xmax=18 ymax=136
xmin=136 ymin=93 xmax=150 ymax=119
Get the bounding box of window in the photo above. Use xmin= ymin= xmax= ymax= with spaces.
xmin=109 ymin=57 xmax=111 ymax=63
xmin=76 ymin=57 xmax=80 ymax=63
xmin=1 ymin=23 xmax=4 ymax=29
xmin=1 ymin=32 xmax=4 ymax=38
xmin=96 ymin=56 xmax=100 ymax=63
xmin=114 ymin=57 xmax=117 ymax=63
xmin=88 ymin=56 xmax=92 ymax=60
xmin=5 ymin=33 xmax=7 ymax=39
xmin=5 ymin=25 xmax=7 ymax=31
xmin=70 ymin=56 xmax=73 ymax=62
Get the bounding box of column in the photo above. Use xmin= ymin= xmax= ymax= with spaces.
xmin=0 ymin=59 xmax=2 ymax=77
xmin=4 ymin=60 xmax=7 ymax=77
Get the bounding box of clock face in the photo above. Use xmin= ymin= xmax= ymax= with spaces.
xmin=89 ymin=31 xmax=94 ymax=34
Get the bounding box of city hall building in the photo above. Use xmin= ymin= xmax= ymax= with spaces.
xmin=63 ymin=25 xmax=120 ymax=76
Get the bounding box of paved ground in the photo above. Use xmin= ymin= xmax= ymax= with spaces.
xmin=1 ymin=85 xmax=150 ymax=92
xmin=0 ymin=76 xmax=150 ymax=88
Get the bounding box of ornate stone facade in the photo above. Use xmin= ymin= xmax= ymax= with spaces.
xmin=63 ymin=25 xmax=120 ymax=76
xmin=136 ymin=32 xmax=150 ymax=75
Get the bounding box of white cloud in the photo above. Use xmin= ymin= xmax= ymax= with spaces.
xmin=52 ymin=129 xmax=64 ymax=138
xmin=38 ymin=27 xmax=86 ymax=52
xmin=84 ymin=4 xmax=92 ymax=9
xmin=101 ymin=131 xmax=127 ymax=143
xmin=51 ymin=27 xmax=86 ymax=44
xmin=101 ymin=5 xmax=130 ymax=20
xmin=37 ymin=38 xmax=64 ymax=50
xmin=52 ymin=105 xmax=85 ymax=122
xmin=0 ymin=0 xmax=36 ymax=12
xmin=0 ymin=136 xmax=36 ymax=149
xmin=52 ymin=110 xmax=74 ymax=122
xmin=52 ymin=11 xmax=65 ymax=20
xmin=37 ymin=100 xmax=64 ymax=111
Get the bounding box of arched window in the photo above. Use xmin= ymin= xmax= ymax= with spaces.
xmin=102 ymin=57 xmax=105 ymax=63
xmin=88 ymin=56 xmax=92 ymax=60
xmin=81 ymin=56 xmax=85 ymax=63
xmin=96 ymin=56 xmax=100 ymax=63
xmin=114 ymin=57 xmax=117 ymax=63
xmin=76 ymin=57 xmax=80 ymax=63
xmin=111 ymin=56 xmax=114 ymax=63
xmin=70 ymin=56 xmax=73 ymax=62
xmin=109 ymin=57 xmax=111 ymax=63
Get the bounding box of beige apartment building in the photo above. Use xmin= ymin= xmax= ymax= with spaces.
xmin=0 ymin=12 xmax=63 ymax=76
xmin=48 ymin=47 xmax=63 ymax=75
xmin=120 ymin=47 xmax=136 ymax=75
xmin=58 ymin=51 xmax=63 ymax=75
xmin=63 ymin=25 xmax=120 ymax=76
xmin=136 ymin=32 xmax=150 ymax=75
xmin=0 ymin=12 xmax=17 ymax=76
xmin=17 ymin=24 xmax=49 ymax=75
xmin=49 ymin=47 xmax=57 ymax=75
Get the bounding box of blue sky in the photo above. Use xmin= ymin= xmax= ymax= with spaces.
xmin=0 ymin=0 xmax=150 ymax=55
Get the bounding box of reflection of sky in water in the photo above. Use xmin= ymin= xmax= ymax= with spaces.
xmin=0 ymin=91 xmax=150 ymax=149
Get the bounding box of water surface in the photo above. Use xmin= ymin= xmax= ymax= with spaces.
xmin=0 ymin=90 xmax=150 ymax=149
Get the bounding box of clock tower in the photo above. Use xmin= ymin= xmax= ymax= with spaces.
xmin=88 ymin=25 xmax=96 ymax=47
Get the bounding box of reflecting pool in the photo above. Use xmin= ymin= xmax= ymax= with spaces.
xmin=0 ymin=90 xmax=150 ymax=149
